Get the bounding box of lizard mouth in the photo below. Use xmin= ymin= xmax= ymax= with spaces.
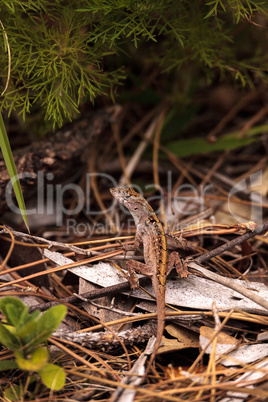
xmin=110 ymin=187 xmax=123 ymax=198
xmin=110 ymin=187 xmax=128 ymax=198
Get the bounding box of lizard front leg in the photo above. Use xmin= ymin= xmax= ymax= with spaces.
xmin=122 ymin=232 xmax=143 ymax=252
xmin=126 ymin=260 xmax=154 ymax=289
xmin=121 ymin=232 xmax=144 ymax=288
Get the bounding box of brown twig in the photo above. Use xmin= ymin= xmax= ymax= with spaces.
xmin=29 ymin=278 xmax=144 ymax=312
xmin=238 ymin=104 xmax=268 ymax=138
xmin=194 ymin=220 xmax=268 ymax=265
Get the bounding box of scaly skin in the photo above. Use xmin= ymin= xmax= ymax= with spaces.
xmin=110 ymin=187 xmax=167 ymax=375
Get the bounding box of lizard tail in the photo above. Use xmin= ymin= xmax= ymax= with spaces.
xmin=144 ymin=276 xmax=166 ymax=377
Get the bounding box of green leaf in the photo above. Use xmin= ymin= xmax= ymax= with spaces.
xmin=16 ymin=316 xmax=41 ymax=346
xmin=5 ymin=303 xmax=26 ymax=329
xmin=0 ymin=114 xmax=29 ymax=232
xmin=4 ymin=384 xmax=23 ymax=401
xmin=0 ymin=360 xmax=18 ymax=372
xmin=0 ymin=297 xmax=29 ymax=328
xmin=17 ymin=305 xmax=67 ymax=348
xmin=0 ymin=323 xmax=20 ymax=350
xmin=15 ymin=346 xmax=48 ymax=371
xmin=23 ymin=310 xmax=41 ymax=326
xmin=39 ymin=363 xmax=66 ymax=390
xmin=0 ymin=296 xmax=26 ymax=311
xmin=34 ymin=305 xmax=67 ymax=344
xmin=30 ymin=346 xmax=49 ymax=368
xmin=165 ymin=125 xmax=266 ymax=157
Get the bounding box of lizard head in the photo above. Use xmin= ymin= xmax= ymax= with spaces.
xmin=110 ymin=187 xmax=154 ymax=221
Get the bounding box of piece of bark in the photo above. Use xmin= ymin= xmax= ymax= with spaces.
xmin=53 ymin=323 xmax=154 ymax=348
xmin=0 ymin=106 xmax=121 ymax=214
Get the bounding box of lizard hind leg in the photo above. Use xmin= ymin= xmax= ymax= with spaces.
xmin=167 ymin=251 xmax=190 ymax=278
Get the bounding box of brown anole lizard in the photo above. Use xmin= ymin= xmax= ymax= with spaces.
xmin=110 ymin=187 xmax=191 ymax=375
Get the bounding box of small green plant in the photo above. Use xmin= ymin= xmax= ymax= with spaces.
xmin=0 ymin=297 xmax=67 ymax=399
xmin=1 ymin=1 xmax=268 ymax=132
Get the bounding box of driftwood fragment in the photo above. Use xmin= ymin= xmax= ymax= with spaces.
xmin=0 ymin=106 xmax=121 ymax=214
